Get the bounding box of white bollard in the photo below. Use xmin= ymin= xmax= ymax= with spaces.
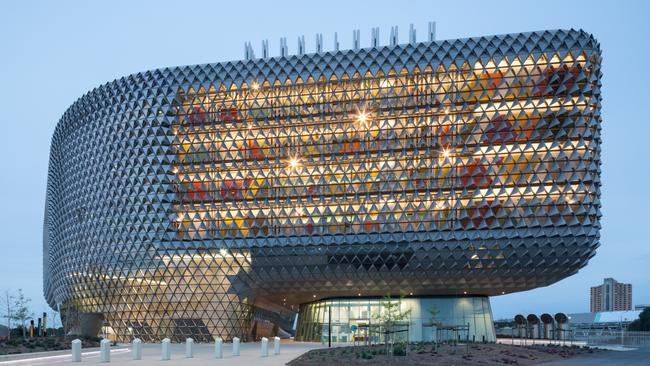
xmin=71 ymin=338 xmax=82 ymax=362
xmin=214 ymin=337 xmax=223 ymax=359
xmin=185 ymin=337 xmax=194 ymax=358
xmin=274 ymin=336 xmax=280 ymax=355
xmin=100 ymin=339 xmax=111 ymax=363
xmin=232 ymin=337 xmax=240 ymax=356
xmin=161 ymin=338 xmax=171 ymax=360
xmin=261 ymin=337 xmax=268 ymax=357
xmin=132 ymin=338 xmax=142 ymax=360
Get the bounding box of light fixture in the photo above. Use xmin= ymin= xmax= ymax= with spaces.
xmin=356 ymin=109 xmax=370 ymax=126
xmin=463 ymin=291 xmax=467 ymax=295
xmin=288 ymin=156 xmax=302 ymax=170
xmin=251 ymin=81 xmax=260 ymax=90
xmin=439 ymin=148 xmax=452 ymax=162
xmin=220 ymin=248 xmax=228 ymax=257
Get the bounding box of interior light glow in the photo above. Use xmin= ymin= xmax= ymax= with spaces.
xmin=379 ymin=79 xmax=393 ymax=88
xmin=288 ymin=156 xmax=302 ymax=170
xmin=356 ymin=109 xmax=370 ymax=126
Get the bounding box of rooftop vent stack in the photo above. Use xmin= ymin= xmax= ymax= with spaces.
xmin=298 ymin=35 xmax=305 ymax=56
xmin=371 ymin=27 xmax=379 ymax=48
xmin=514 ymin=314 xmax=527 ymax=338
xmin=334 ymin=32 xmax=339 ymax=51
xmin=246 ymin=42 xmax=256 ymax=60
xmin=540 ymin=313 xmax=555 ymax=340
xmin=390 ymin=26 xmax=399 ymax=46
xmin=353 ymin=29 xmax=360 ymax=51
xmin=280 ymin=37 xmax=288 ymax=57
xmin=315 ymin=33 xmax=323 ymax=53
xmin=409 ymin=23 xmax=416 ymax=44
xmin=554 ymin=313 xmax=569 ymax=341
xmin=262 ymin=40 xmax=269 ymax=59
xmin=527 ymin=314 xmax=540 ymax=339
xmin=428 ymin=21 xmax=436 ymax=42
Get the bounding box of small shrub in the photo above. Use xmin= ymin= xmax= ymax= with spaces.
xmin=393 ymin=342 xmax=407 ymax=356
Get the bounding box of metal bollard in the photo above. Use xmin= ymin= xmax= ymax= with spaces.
xmin=185 ymin=337 xmax=194 ymax=358
xmin=71 ymin=338 xmax=82 ymax=362
xmin=100 ymin=339 xmax=111 ymax=363
xmin=161 ymin=338 xmax=171 ymax=360
xmin=214 ymin=337 xmax=223 ymax=359
xmin=232 ymin=337 xmax=240 ymax=356
xmin=132 ymin=338 xmax=142 ymax=360
xmin=261 ymin=337 xmax=268 ymax=357
xmin=274 ymin=336 xmax=280 ymax=355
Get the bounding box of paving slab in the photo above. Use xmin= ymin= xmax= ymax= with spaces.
xmin=0 ymin=341 xmax=325 ymax=366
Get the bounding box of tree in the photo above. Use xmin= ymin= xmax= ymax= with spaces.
xmin=628 ymin=308 xmax=650 ymax=331
xmin=2 ymin=290 xmax=13 ymax=340
xmin=429 ymin=306 xmax=440 ymax=326
xmin=10 ymin=289 xmax=32 ymax=338
xmin=429 ymin=306 xmax=440 ymax=345
xmin=373 ymin=295 xmax=411 ymax=354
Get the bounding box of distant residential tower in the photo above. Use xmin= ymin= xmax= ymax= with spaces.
xmin=591 ymin=278 xmax=632 ymax=312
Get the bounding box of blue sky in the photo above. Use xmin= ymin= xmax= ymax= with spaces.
xmin=0 ymin=0 xmax=648 ymax=321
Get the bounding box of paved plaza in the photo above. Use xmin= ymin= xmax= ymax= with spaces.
xmin=0 ymin=341 xmax=324 ymax=366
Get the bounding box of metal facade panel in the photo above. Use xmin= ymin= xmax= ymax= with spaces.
xmin=44 ymin=29 xmax=602 ymax=342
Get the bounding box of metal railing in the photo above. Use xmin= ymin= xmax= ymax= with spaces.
xmin=572 ymin=330 xmax=650 ymax=347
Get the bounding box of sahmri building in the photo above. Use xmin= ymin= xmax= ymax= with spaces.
xmin=44 ymin=26 xmax=602 ymax=343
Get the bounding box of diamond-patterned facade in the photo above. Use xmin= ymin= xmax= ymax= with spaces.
xmin=44 ymin=29 xmax=602 ymax=342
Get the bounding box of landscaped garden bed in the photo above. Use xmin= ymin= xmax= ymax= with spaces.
xmin=0 ymin=336 xmax=101 ymax=355
xmin=288 ymin=342 xmax=606 ymax=365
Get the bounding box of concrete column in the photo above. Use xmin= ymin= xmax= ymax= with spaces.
xmin=161 ymin=338 xmax=171 ymax=360
xmin=214 ymin=337 xmax=223 ymax=359
xmin=274 ymin=336 xmax=280 ymax=355
xmin=71 ymin=339 xmax=82 ymax=362
xmin=185 ymin=337 xmax=194 ymax=358
xmin=261 ymin=337 xmax=268 ymax=357
xmin=132 ymin=338 xmax=142 ymax=360
xmin=232 ymin=337 xmax=240 ymax=356
xmin=100 ymin=339 xmax=111 ymax=363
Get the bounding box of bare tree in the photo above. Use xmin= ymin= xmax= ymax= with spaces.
xmin=2 ymin=290 xmax=13 ymax=340
xmin=10 ymin=289 xmax=32 ymax=338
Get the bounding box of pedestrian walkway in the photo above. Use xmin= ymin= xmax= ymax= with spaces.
xmin=0 ymin=340 xmax=324 ymax=366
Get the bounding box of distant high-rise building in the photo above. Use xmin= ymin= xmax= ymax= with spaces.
xmin=590 ymin=278 xmax=632 ymax=312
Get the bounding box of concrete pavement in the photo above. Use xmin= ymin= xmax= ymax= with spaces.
xmin=0 ymin=341 xmax=325 ymax=366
